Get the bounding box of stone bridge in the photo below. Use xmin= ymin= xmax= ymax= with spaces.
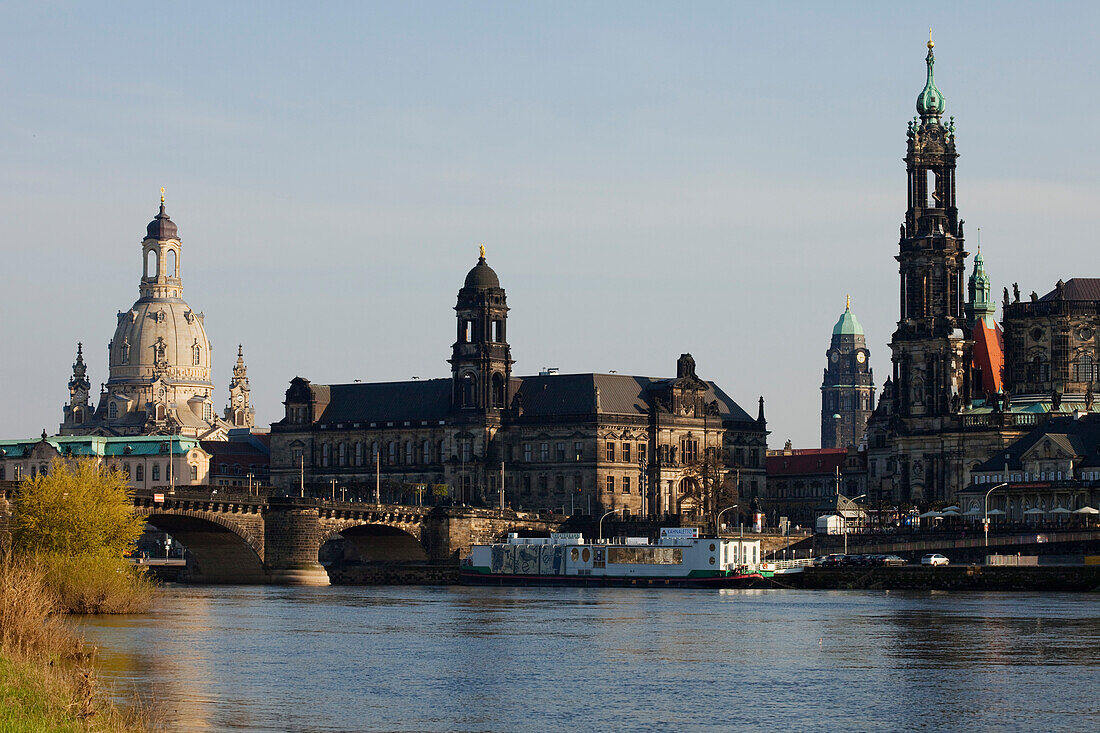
xmin=0 ymin=483 xmax=563 ymax=585
xmin=129 ymin=488 xmax=563 ymax=585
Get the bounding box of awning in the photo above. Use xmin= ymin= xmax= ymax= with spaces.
xmin=1049 ymin=507 xmax=1073 ymax=515
xmin=1074 ymin=506 xmax=1099 ymax=515
xmin=1024 ymin=508 xmax=1046 ymax=516
xmin=986 ymin=509 xmax=1006 ymax=516
xmin=918 ymin=511 xmax=943 ymax=519
xmin=941 ymin=505 xmax=961 ymax=512
xmin=941 ymin=510 xmax=962 ymax=517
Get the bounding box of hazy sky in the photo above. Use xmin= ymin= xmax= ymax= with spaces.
xmin=2 ymin=1 xmax=1098 ymax=447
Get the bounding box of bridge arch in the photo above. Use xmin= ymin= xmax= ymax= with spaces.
xmin=138 ymin=508 xmax=267 ymax=584
xmin=319 ymin=522 xmax=429 ymax=565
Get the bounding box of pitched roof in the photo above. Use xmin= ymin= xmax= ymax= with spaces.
xmin=1039 ymin=278 xmax=1100 ymax=302
xmin=974 ymin=414 xmax=1100 ymax=471
xmin=972 ymin=319 xmax=1004 ymax=394
xmin=315 ymin=379 xmax=452 ymax=424
xmin=766 ymin=448 xmax=848 ymax=476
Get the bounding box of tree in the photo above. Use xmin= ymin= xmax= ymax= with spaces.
xmin=12 ymin=458 xmax=145 ymax=559
xmin=682 ymin=449 xmax=739 ymax=534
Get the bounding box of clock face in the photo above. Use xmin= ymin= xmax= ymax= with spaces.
xmin=234 ymin=394 xmax=244 ymax=406
xmin=856 ymin=352 xmax=866 ymax=364
xmin=829 ymin=351 xmax=839 ymax=363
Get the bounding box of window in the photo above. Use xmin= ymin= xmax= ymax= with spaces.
xmin=1074 ymin=354 xmax=1095 ymax=383
xmin=573 ymin=442 xmax=583 ymax=461
xmin=461 ymin=441 xmax=472 ymax=462
xmin=681 ymin=439 xmax=698 ymax=464
xmin=203 ymin=402 xmax=213 ymax=422
xmin=556 ymin=442 xmax=566 ymax=461
xmin=622 ymin=476 xmax=631 ymax=494
xmin=622 ymin=443 xmax=631 ymax=463
xmin=422 ymin=440 xmax=431 ymax=464
xmin=555 ymin=475 xmax=564 ymax=493
xmin=522 ymin=475 xmax=532 ymax=494
xmin=606 ymin=475 xmax=615 ymax=493
xmin=540 ymin=443 xmax=549 ymax=461
xmin=523 ymin=444 xmax=532 ymax=462
xmin=193 ymin=344 xmax=201 ymax=365
xmin=388 ymin=441 xmax=397 ymax=465
xmin=190 ymin=465 xmax=198 ymax=481
xmin=438 ymin=439 xmax=446 ymax=462
xmin=339 ymin=442 xmax=348 ymax=466
xmin=638 ymin=444 xmax=646 ymax=463
xmin=405 ymin=441 xmax=415 ymax=465
xmin=537 ymin=475 xmax=548 ymax=494
xmin=152 ymin=464 xmax=161 ymax=481
xmin=109 ymin=402 xmax=118 ymax=420
xmin=606 ymin=442 xmax=615 ymax=461
xmin=136 ymin=464 xmax=144 ymax=481
xmin=322 ymin=443 xmax=331 ymax=467
xmin=355 ymin=442 xmax=364 ymax=467
xmin=573 ymin=474 xmax=582 ymax=492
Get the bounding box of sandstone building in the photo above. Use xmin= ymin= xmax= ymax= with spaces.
xmin=270 ymin=251 xmax=768 ymax=518
xmin=59 ymin=194 xmax=255 ymax=439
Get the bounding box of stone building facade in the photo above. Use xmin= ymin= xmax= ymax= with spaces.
xmin=269 ymin=252 xmax=768 ymax=519
xmin=820 ymin=298 xmax=875 ymax=449
xmin=0 ymin=433 xmax=210 ymax=489
xmin=59 ymin=195 xmax=255 ymax=439
xmin=764 ymin=445 xmax=867 ymax=528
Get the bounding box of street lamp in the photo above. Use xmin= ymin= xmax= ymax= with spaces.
xmin=598 ymin=507 xmax=623 ymax=542
xmin=842 ymin=493 xmax=867 ymax=555
xmin=984 ymin=482 xmax=1007 ymax=548
xmin=715 ymin=504 xmax=738 ymax=536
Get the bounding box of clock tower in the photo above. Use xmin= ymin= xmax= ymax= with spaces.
xmin=821 ymin=297 xmax=875 ymax=448
xmin=224 ymin=345 xmax=255 ymax=428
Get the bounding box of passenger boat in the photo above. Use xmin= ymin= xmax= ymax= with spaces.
xmin=460 ymin=529 xmax=767 ymax=588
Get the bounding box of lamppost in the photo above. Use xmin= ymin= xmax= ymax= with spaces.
xmin=715 ymin=504 xmax=738 ymax=536
xmin=246 ymin=472 xmax=254 ymax=496
xmin=598 ymin=507 xmax=623 ymax=542
xmin=984 ymin=482 xmax=1007 ymax=547
xmin=843 ymin=493 xmax=867 ymax=555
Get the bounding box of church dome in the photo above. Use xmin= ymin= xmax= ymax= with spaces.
xmin=108 ymin=298 xmax=213 ymax=388
xmin=833 ymin=301 xmax=864 ymax=336
xmin=146 ymin=202 xmax=179 ymax=241
xmin=464 ymin=252 xmax=500 ymax=290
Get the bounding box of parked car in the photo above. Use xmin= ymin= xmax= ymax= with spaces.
xmin=921 ymin=553 xmax=949 ymax=566
xmin=819 ymin=554 xmax=846 ymax=567
xmin=881 ymin=555 xmax=907 ymax=567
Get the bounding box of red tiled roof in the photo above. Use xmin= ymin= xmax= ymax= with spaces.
xmin=972 ymin=320 xmax=1004 ymax=394
xmin=765 ymin=448 xmax=847 ymax=476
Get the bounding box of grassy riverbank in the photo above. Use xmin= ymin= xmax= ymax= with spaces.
xmin=0 ymin=556 xmax=155 ymax=732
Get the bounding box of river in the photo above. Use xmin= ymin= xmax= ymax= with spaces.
xmin=78 ymin=585 xmax=1099 ymax=732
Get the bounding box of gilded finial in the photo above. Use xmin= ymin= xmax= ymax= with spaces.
xmin=928 ymin=28 xmax=934 ymax=50
xmin=160 ymin=187 xmax=166 ymax=204
xmin=846 ymin=294 xmax=851 ymax=310
xmin=479 ymin=244 xmax=485 ymax=259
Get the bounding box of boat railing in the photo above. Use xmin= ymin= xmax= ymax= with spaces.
xmin=768 ymin=558 xmax=814 ymax=570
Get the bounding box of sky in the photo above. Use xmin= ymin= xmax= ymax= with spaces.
xmin=2 ymin=1 xmax=1098 ymax=447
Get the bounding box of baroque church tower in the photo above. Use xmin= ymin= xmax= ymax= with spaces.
xmin=449 ymin=247 xmax=513 ymax=414
xmin=891 ymin=33 xmax=972 ymax=422
xmin=821 ymin=298 xmax=875 ymax=449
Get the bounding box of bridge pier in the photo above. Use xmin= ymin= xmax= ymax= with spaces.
xmin=263 ymin=497 xmax=331 ymax=586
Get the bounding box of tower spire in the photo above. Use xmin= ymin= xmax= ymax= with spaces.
xmin=916 ymin=33 xmax=946 ymax=123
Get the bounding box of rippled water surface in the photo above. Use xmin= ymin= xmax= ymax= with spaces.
xmin=78 ymin=586 xmax=1100 ymax=732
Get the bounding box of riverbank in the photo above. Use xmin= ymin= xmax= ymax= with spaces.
xmin=0 ymin=557 xmax=153 ymax=732
xmin=780 ymin=564 xmax=1100 ymax=591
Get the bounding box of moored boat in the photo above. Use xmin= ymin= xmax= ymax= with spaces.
xmin=460 ymin=528 xmax=766 ymax=588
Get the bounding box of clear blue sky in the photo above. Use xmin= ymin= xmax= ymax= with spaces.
xmin=2 ymin=1 xmax=1098 ymax=446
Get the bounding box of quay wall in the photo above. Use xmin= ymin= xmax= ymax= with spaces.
xmin=785 ymin=565 xmax=1100 ymax=592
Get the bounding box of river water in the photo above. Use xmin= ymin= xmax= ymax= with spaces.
xmin=78 ymin=585 xmax=1099 ymax=732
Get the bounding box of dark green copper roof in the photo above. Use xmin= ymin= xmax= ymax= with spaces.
xmin=916 ymin=34 xmax=946 ymax=122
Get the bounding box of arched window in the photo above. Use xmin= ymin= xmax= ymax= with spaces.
xmin=193 ymin=342 xmax=202 ymax=365
xmin=189 ymin=465 xmax=198 ymax=482
xmin=166 ymin=249 xmax=177 ymax=278
xmin=388 ymin=441 xmax=397 ymax=465
xmin=338 ymin=442 xmax=347 ymax=466
xmin=120 ymin=340 xmax=130 ymax=363
xmin=492 ymin=373 xmax=506 ymax=408
xmin=371 ymin=442 xmax=379 ymax=461
xmin=145 ymin=248 xmax=158 ymax=278
xmin=405 ymin=440 xmax=415 ymax=464
xmin=1074 ymin=353 xmax=1095 ymax=383
xmin=422 ymin=439 xmax=431 ymax=464
xmin=439 ymin=439 xmax=447 ymax=462
xmin=354 ymin=442 xmax=363 ymax=467
xmin=321 ymin=443 xmax=331 ymax=467
xmin=461 ymin=373 xmax=477 ymax=408
xmin=108 ymin=402 xmax=118 ymax=420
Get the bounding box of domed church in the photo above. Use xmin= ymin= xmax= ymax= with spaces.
xmin=60 ymin=193 xmax=254 ymax=439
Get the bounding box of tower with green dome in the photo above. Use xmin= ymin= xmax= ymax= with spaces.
xmin=821 ymin=296 xmax=875 ymax=449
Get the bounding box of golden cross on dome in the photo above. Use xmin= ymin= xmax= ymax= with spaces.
xmin=479 ymin=244 xmax=485 ymax=259
xmin=928 ymin=28 xmax=934 ymax=49
xmin=160 ymin=187 xmax=166 ymax=204
xmin=846 ymin=294 xmax=851 ymax=310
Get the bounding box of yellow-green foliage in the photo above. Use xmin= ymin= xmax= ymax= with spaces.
xmin=12 ymin=458 xmax=145 ymax=559
xmin=36 ymin=554 xmax=154 ymax=615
